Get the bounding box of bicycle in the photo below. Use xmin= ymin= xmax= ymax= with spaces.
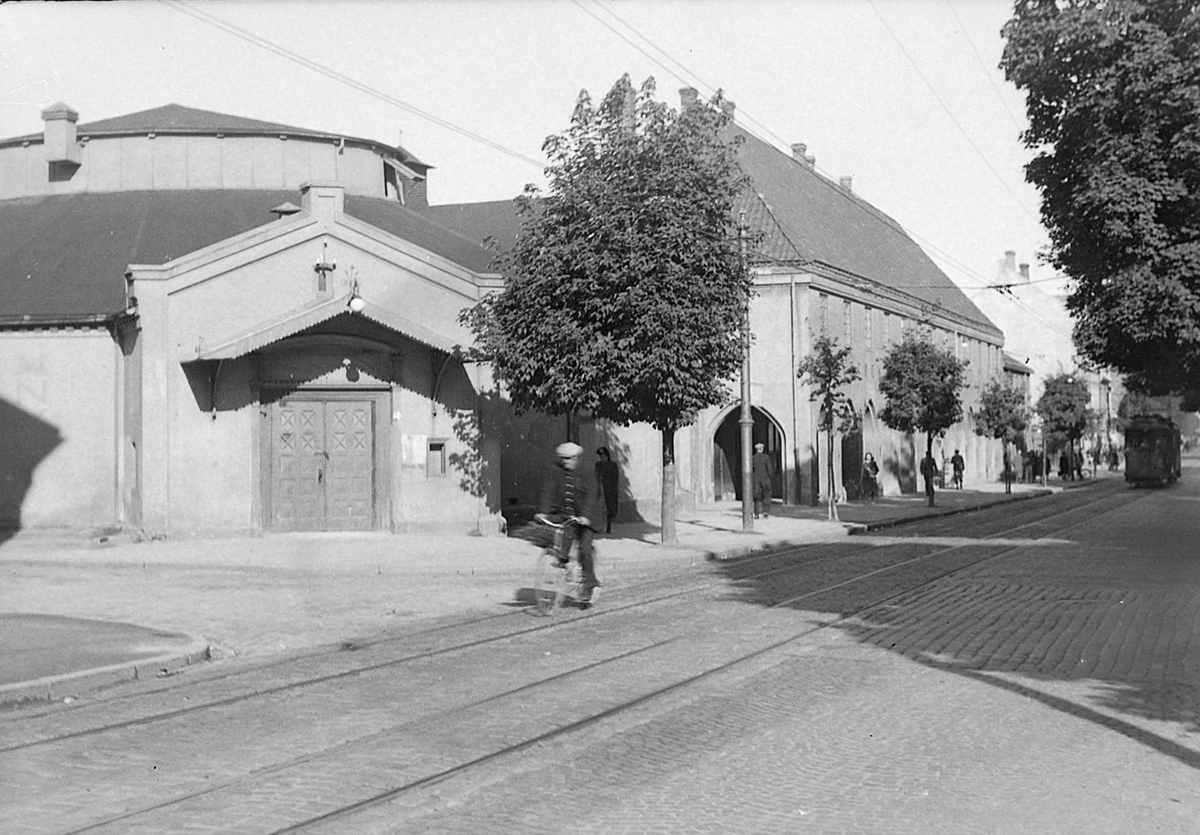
xmin=530 ymin=516 xmax=599 ymax=616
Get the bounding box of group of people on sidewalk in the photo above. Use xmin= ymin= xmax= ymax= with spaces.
xmin=860 ymin=448 xmax=965 ymax=508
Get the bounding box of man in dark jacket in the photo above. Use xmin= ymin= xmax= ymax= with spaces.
xmin=537 ymin=442 xmax=601 ymax=604
xmin=751 ymin=442 xmax=775 ymax=518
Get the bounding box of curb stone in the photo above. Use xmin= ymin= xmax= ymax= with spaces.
xmin=0 ymin=635 xmax=213 ymax=709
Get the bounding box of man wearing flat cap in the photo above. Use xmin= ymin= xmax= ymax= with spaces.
xmin=752 ymin=442 xmax=775 ymax=518
xmin=537 ymin=441 xmax=602 ymax=603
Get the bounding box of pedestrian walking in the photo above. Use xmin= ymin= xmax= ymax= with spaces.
xmin=751 ymin=442 xmax=775 ymax=518
xmin=950 ymin=449 xmax=965 ymax=489
xmin=859 ymin=453 xmax=880 ymax=504
xmin=594 ymin=446 xmax=620 ymax=534
xmin=920 ymin=451 xmax=938 ymax=507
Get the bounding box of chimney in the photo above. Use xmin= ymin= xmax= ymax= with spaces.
xmin=679 ymin=87 xmax=699 ymax=110
xmin=720 ymin=100 xmax=735 ymax=118
xmin=1004 ymin=250 xmax=1017 ymax=272
xmin=791 ymin=143 xmax=807 ymax=162
xmin=805 ymin=154 xmax=816 ymax=169
xmin=300 ymin=181 xmax=345 ymax=220
xmin=1019 ymin=263 xmax=1030 ymax=282
xmin=41 ymin=101 xmax=81 ymax=166
xmin=839 ymin=175 xmax=853 ymax=192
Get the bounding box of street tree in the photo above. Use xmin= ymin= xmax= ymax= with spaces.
xmin=460 ymin=75 xmax=753 ymax=543
xmin=796 ymin=335 xmax=861 ymax=522
xmin=1001 ymin=1 xmax=1200 ymax=399
xmin=972 ymin=378 xmax=1030 ymax=493
xmin=1035 ymin=373 xmax=1094 ymax=480
xmin=879 ymin=331 xmax=969 ymax=467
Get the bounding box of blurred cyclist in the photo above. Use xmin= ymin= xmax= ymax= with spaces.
xmin=536 ymin=442 xmax=601 ymax=605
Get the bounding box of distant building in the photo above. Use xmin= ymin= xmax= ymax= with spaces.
xmin=965 ymin=250 xmax=1124 ymax=460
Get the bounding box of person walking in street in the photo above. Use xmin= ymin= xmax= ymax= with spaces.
xmin=594 ymin=446 xmax=620 ymax=534
xmin=920 ymin=450 xmax=938 ymax=507
xmin=536 ymin=442 xmax=601 ymax=605
xmin=751 ymin=442 xmax=775 ymax=518
xmin=950 ymin=449 xmax=965 ymax=489
xmin=859 ymin=453 xmax=880 ymax=504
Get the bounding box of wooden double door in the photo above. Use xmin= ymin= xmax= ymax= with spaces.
xmin=269 ymin=395 xmax=378 ymax=532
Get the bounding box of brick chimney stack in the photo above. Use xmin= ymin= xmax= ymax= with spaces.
xmin=679 ymin=87 xmax=699 ymax=109
xmin=41 ymin=101 xmax=81 ymax=166
xmin=1019 ymin=263 xmax=1030 ymax=282
xmin=720 ymin=100 xmax=736 ymax=118
xmin=1004 ymin=250 xmax=1017 ymax=273
xmin=791 ymin=143 xmax=807 ymax=161
xmin=839 ymin=175 xmax=853 ymax=192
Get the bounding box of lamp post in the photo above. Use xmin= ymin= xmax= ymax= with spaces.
xmin=739 ymin=211 xmax=754 ymax=532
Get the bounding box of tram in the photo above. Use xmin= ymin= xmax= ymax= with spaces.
xmin=1124 ymin=415 xmax=1182 ymax=486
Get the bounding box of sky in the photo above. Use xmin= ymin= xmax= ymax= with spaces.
xmin=1 ymin=0 xmax=1059 ymax=308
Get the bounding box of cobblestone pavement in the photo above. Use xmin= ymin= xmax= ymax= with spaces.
xmin=2 ymin=470 xmax=1198 ymax=833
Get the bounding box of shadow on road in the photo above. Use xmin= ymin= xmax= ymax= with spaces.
xmin=712 ymin=484 xmax=1200 ymax=771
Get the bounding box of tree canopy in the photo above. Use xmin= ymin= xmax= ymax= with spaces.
xmin=973 ymin=377 xmax=1030 ymax=491
xmin=461 ymin=75 xmax=754 ymax=542
xmin=1001 ymin=0 xmax=1200 ymax=397
xmin=1036 ymin=373 xmax=1094 ymax=446
xmin=973 ymin=378 xmax=1030 ymax=449
xmin=796 ymin=334 xmax=861 ymax=521
xmin=879 ymin=332 xmax=969 ymax=455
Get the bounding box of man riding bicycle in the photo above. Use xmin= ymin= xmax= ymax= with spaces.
xmin=536 ymin=442 xmax=602 ymax=606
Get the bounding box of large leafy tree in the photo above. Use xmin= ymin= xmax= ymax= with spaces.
xmin=1036 ymin=373 xmax=1094 ymax=479
xmin=1001 ymin=1 xmax=1200 ymax=398
xmin=461 ymin=75 xmax=753 ymax=543
xmin=796 ymin=335 xmax=861 ymax=522
xmin=879 ymin=332 xmax=969 ymax=465
xmin=972 ymin=378 xmax=1030 ymax=493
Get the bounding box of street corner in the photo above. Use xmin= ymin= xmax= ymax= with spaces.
xmin=0 ymin=614 xmax=215 ymax=709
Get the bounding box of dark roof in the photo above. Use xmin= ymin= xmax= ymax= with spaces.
xmin=415 ymin=133 xmax=1000 ymax=336
xmin=732 ymin=128 xmax=999 ymax=334
xmin=345 ymin=196 xmax=499 ymax=273
xmin=1 ymin=103 xmax=428 ymax=172
xmin=423 ymin=200 xmax=523 ymax=253
xmin=1003 ymin=352 xmax=1035 ymax=374
xmin=0 ymin=191 xmax=495 ymax=318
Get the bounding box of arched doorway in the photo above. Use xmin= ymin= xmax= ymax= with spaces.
xmin=840 ymin=402 xmax=863 ymax=500
xmin=712 ymin=406 xmax=784 ymax=501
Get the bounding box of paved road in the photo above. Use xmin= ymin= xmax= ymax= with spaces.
xmin=2 ymin=470 xmax=1197 ymax=833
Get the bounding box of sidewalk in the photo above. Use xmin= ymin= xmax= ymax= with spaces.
xmin=0 ymin=477 xmax=1073 ymax=708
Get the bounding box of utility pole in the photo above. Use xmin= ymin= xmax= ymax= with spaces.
xmin=739 ymin=211 xmax=754 ymax=532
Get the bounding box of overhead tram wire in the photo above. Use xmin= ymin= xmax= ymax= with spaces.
xmin=581 ymin=4 xmax=1071 ymax=336
xmin=944 ymin=0 xmax=1027 ymax=132
xmin=161 ymin=0 xmax=546 ymax=171
xmin=867 ymin=0 xmax=1041 ymax=225
xmin=167 ymin=0 xmax=1069 ymax=339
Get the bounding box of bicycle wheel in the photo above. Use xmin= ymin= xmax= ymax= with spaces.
xmin=532 ymin=548 xmax=564 ymax=616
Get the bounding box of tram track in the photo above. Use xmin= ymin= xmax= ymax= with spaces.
xmin=18 ymin=484 xmax=1139 ymax=835
xmin=4 ymin=484 xmax=1124 ymax=757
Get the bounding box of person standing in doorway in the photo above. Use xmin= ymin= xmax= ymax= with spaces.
xmin=950 ymin=449 xmax=965 ymax=489
xmin=920 ymin=450 xmax=938 ymax=507
xmin=752 ymin=442 xmax=775 ymax=518
xmin=594 ymin=446 xmax=620 ymax=534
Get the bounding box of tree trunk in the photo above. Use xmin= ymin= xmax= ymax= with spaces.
xmin=826 ymin=429 xmax=838 ymax=522
xmin=1003 ymin=442 xmax=1012 ymax=494
xmin=661 ymin=426 xmax=677 ymax=544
